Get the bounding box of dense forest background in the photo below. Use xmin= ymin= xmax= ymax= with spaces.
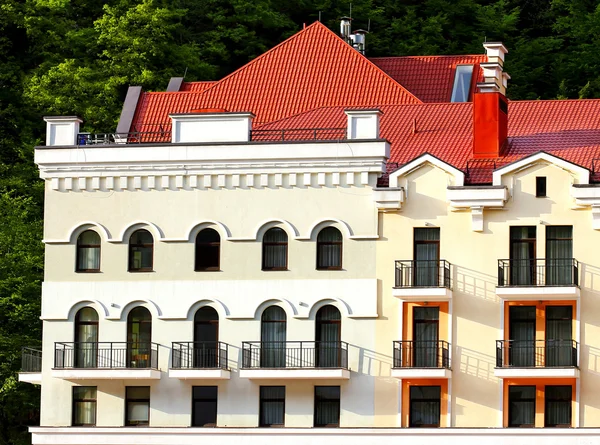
xmin=1 ymin=0 xmax=600 ymax=442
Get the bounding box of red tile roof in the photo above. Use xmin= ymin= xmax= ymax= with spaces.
xmin=180 ymin=81 xmax=216 ymax=92
xmin=370 ymin=55 xmax=486 ymax=103
xmin=130 ymin=21 xmax=421 ymax=132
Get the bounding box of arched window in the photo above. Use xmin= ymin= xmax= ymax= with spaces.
xmin=128 ymin=229 xmax=153 ymax=272
xmin=74 ymin=307 xmax=99 ymax=368
xmin=193 ymin=307 xmax=219 ymax=368
xmin=261 ymin=306 xmax=287 ymax=367
xmin=76 ymin=230 xmax=101 ymax=272
xmin=316 ymin=227 xmax=343 ymax=270
xmin=262 ymin=228 xmax=288 ymax=271
xmin=195 ymin=229 xmax=220 ymax=271
xmin=127 ymin=307 xmax=152 ymax=368
xmin=315 ymin=305 xmax=342 ymax=368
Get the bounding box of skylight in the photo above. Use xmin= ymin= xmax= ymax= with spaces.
xmin=451 ymin=65 xmax=474 ymax=102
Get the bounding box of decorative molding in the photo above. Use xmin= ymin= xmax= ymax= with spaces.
xmin=447 ymin=186 xmax=508 ymax=232
xmin=571 ymin=185 xmax=600 ymax=229
xmin=389 ymin=153 xmax=465 ymax=188
xmin=372 ymin=187 xmax=404 ymax=211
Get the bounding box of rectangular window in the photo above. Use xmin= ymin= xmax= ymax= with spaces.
xmin=536 ymin=176 xmax=547 ymax=197
xmin=545 ymin=385 xmax=572 ymax=427
xmin=546 ymin=306 xmax=574 ymax=366
xmin=413 ymin=228 xmax=440 ymax=287
xmin=450 ymin=65 xmax=474 ymax=102
xmin=72 ymin=386 xmax=97 ymax=426
xmin=409 ymin=386 xmax=441 ymax=427
xmin=192 ymin=386 xmax=217 ymax=427
xmin=125 ymin=386 xmax=150 ymax=426
xmin=314 ymin=386 xmax=340 ymax=427
xmin=509 ymin=226 xmax=536 ymax=286
xmin=413 ymin=307 xmax=440 ymax=367
xmin=508 ymin=385 xmax=535 ymax=427
xmin=546 ymin=226 xmax=573 ymax=286
xmin=259 ymin=386 xmax=285 ymax=427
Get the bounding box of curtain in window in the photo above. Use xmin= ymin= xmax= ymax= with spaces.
xmin=317 ymin=227 xmax=342 ymax=269
xmin=129 ymin=230 xmax=153 ymax=271
xmin=414 ymin=229 xmax=440 ymax=287
xmin=509 ymin=386 xmax=535 ymax=427
xmin=546 ymin=306 xmax=573 ymax=367
xmin=316 ymin=306 xmax=341 ymax=368
xmin=510 ymin=227 xmax=536 ymax=285
xmin=262 ymin=228 xmax=288 ymax=270
xmin=314 ymin=386 xmax=340 ymax=427
xmin=74 ymin=308 xmax=98 ymax=368
xmin=73 ymin=387 xmax=96 ymax=426
xmin=77 ymin=231 xmax=100 ymax=271
xmin=545 ymin=386 xmax=572 ymax=427
xmin=409 ymin=386 xmax=441 ymax=427
xmin=546 ymin=226 xmax=573 ymax=286
xmin=126 ymin=387 xmax=150 ymax=425
xmin=261 ymin=306 xmax=287 ymax=368
xmin=259 ymin=386 xmax=285 ymax=426
xmin=509 ymin=306 xmax=535 ymax=367
xmin=413 ymin=307 xmax=439 ymax=367
xmin=194 ymin=307 xmax=219 ymax=368
xmin=127 ymin=307 xmax=152 ymax=368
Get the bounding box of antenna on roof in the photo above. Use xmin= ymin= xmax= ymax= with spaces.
xmin=349 ymin=3 xmax=352 ymax=19
xmin=368 ymin=18 xmax=371 ymax=32
xmin=183 ymin=66 xmax=188 ymax=80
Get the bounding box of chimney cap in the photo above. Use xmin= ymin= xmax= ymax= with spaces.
xmin=476 ymin=81 xmax=501 ymax=94
xmin=340 ymin=16 xmax=352 ymax=21
xmin=353 ymin=29 xmax=369 ymax=34
xmin=483 ymin=41 xmax=508 ymax=53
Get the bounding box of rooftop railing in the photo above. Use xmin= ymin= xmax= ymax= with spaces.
xmin=394 ymin=260 xmax=452 ymax=289
xmin=21 ymin=347 xmax=42 ymax=373
xmin=249 ymin=127 xmax=346 ymax=142
xmin=54 ymin=342 xmax=159 ymax=369
xmin=392 ymin=340 xmax=451 ymax=369
xmin=241 ymin=341 xmax=348 ymax=369
xmin=495 ymin=340 xmax=578 ymax=368
xmin=497 ymin=258 xmax=579 ymax=287
xmin=171 ymin=341 xmax=228 ymax=370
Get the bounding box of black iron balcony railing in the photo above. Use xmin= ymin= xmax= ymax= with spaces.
xmin=250 ymin=127 xmax=346 ymax=142
xmin=54 ymin=342 xmax=159 ymax=369
xmin=393 ymin=340 xmax=451 ymax=369
xmin=241 ymin=341 xmax=349 ymax=369
xmin=497 ymin=258 xmax=579 ymax=287
xmin=77 ymin=131 xmax=171 ymax=145
xmin=394 ymin=260 xmax=452 ymax=289
xmin=495 ymin=340 xmax=578 ymax=368
xmin=21 ymin=347 xmax=42 ymax=372
xmin=171 ymin=341 xmax=228 ymax=370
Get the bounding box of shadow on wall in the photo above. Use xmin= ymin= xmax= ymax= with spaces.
xmin=456 ymin=346 xmax=498 ymax=383
xmin=454 ymin=265 xmax=499 ymax=303
xmin=355 ymin=346 xmax=394 ymax=377
xmin=403 ymin=166 xmax=450 ymax=221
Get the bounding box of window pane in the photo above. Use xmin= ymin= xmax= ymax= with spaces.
xmin=195 ymin=229 xmax=220 ymax=271
xmin=260 ymin=386 xmax=285 ymax=427
xmin=546 ymin=385 xmax=572 ymax=427
xmin=77 ymin=231 xmax=101 ymax=271
xmin=317 ymin=227 xmax=342 ymax=269
xmin=127 ymin=386 xmax=150 ymax=399
xmin=450 ymin=65 xmax=474 ymax=102
xmin=127 ymin=402 xmax=149 ymax=422
xmin=509 ymin=386 xmax=535 ymax=427
xmin=314 ymin=386 xmax=340 ymax=427
xmin=73 ymin=386 xmax=96 ymax=426
xmin=263 ymin=228 xmax=288 ymax=270
xmin=192 ymin=386 xmax=217 ymax=427
xmin=409 ymin=386 xmax=441 ymax=427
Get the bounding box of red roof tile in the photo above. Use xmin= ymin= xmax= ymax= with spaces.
xmin=180 ymin=81 xmax=216 ymax=92
xmin=130 ymin=21 xmax=421 ymax=132
xmin=370 ymin=55 xmax=486 ymax=103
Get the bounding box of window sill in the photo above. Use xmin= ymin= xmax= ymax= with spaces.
xmin=262 ymin=269 xmax=289 ymax=272
xmin=128 ymin=270 xmax=155 ymax=273
xmin=316 ymin=268 xmax=343 ymax=271
xmin=75 ymin=270 xmax=102 ymax=273
xmin=194 ymin=269 xmax=221 ymax=272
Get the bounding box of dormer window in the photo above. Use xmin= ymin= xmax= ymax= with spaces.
xmin=451 ymin=65 xmax=474 ymax=102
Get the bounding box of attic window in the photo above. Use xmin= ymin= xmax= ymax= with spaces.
xmin=451 ymin=65 xmax=474 ymax=103
xmin=536 ymin=177 xmax=547 ymax=197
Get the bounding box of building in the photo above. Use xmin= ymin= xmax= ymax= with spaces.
xmin=20 ymin=20 xmax=600 ymax=445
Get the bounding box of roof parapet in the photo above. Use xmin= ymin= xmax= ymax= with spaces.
xmin=43 ymin=116 xmax=83 ymax=147
xmin=169 ymin=112 xmax=255 ymax=144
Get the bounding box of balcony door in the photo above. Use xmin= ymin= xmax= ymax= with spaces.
xmin=261 ymin=306 xmax=286 ymax=368
xmin=510 ymin=227 xmax=536 ymax=285
xmin=74 ymin=307 xmax=99 ymax=368
xmin=509 ymin=306 xmax=535 ymax=367
xmin=127 ymin=307 xmax=152 ymax=368
xmin=316 ymin=305 xmax=341 ymax=368
xmin=413 ymin=307 xmax=439 ymax=367
xmin=546 ymin=226 xmax=573 ymax=286
xmin=414 ymin=228 xmax=440 ymax=287
xmin=546 ymin=306 xmax=573 ymax=367
xmin=194 ymin=307 xmax=219 ymax=368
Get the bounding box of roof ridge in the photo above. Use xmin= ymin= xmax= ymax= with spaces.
xmin=369 ymin=54 xmax=486 ymax=60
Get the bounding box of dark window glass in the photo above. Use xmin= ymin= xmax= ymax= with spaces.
xmin=315 ymin=305 xmax=342 ymax=368
xmin=193 ymin=307 xmax=219 ymax=368
xmin=546 ymin=306 xmax=573 ymax=366
xmin=314 ymin=386 xmax=340 ymax=427
xmin=508 ymin=386 xmax=535 ymax=427
xmin=413 ymin=307 xmax=440 ymax=367
xmin=546 ymin=226 xmax=573 ymax=286
xmin=74 ymin=307 xmax=99 ymax=368
xmin=509 ymin=226 xmax=536 ymax=286
xmin=127 ymin=307 xmax=152 ymax=368
xmin=450 ymin=65 xmax=474 ymax=102
xmin=72 ymin=386 xmax=97 ymax=426
xmin=128 ymin=229 xmax=154 ymax=272
xmin=316 ymin=227 xmax=342 ymax=270
xmin=545 ymin=385 xmax=572 ymax=427
xmin=126 ymin=387 xmax=150 ymax=426
xmin=259 ymin=386 xmax=285 ymax=427
xmin=414 ymin=228 xmax=440 ymax=287
xmin=508 ymin=306 xmax=536 ymax=367
xmin=76 ymin=230 xmax=101 ymax=272
xmin=260 ymin=306 xmax=287 ymax=368
xmin=262 ymin=228 xmax=288 ymax=270
xmin=409 ymin=386 xmax=441 ymax=427
xmin=195 ymin=229 xmax=220 ymax=271
xmin=536 ymin=177 xmax=547 ymax=197
xmin=192 ymin=386 xmax=217 ymax=427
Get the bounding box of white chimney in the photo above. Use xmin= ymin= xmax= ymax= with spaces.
xmin=350 ymin=29 xmax=367 ymax=55
xmin=169 ymin=112 xmax=254 ymax=143
xmin=43 ymin=116 xmax=83 ymax=146
xmin=340 ymin=17 xmax=351 ymax=42
xmin=483 ymin=42 xmax=508 ymax=67
xmin=345 ymin=109 xmax=382 ymax=140
xmin=478 ymin=42 xmax=509 ymax=94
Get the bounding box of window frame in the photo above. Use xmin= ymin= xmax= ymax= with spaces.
xmin=259 ymin=386 xmax=286 ymax=427
xmin=262 ymin=227 xmax=288 ymax=271
xmin=75 ymin=230 xmax=101 ymax=273
xmin=545 ymin=385 xmax=572 ymax=427
xmin=191 ymin=386 xmax=218 ymax=427
xmin=125 ymin=386 xmax=150 ymax=427
xmin=314 ymin=386 xmax=341 ymax=427
xmin=195 ymin=228 xmax=221 ymax=272
xmin=316 ymin=227 xmax=343 ymax=271
xmin=409 ymin=385 xmax=441 ymax=428
xmin=450 ymin=64 xmax=474 ymax=103
xmin=128 ymin=229 xmax=154 ymax=273
xmin=508 ymin=385 xmax=536 ymax=428
xmin=72 ymin=386 xmax=97 ymax=427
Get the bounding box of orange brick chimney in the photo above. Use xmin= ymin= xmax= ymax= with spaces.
xmin=473 ymin=42 xmax=509 ymax=159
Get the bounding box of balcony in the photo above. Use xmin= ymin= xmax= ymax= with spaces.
xmin=52 ymin=342 xmax=161 ymax=380
xmin=494 ymin=340 xmax=579 ymax=378
xmin=168 ymin=342 xmax=230 ymax=380
xmin=239 ymin=341 xmax=350 ymax=380
xmin=391 ymin=341 xmax=452 ymax=379
xmin=392 ymin=260 xmax=453 ymax=300
xmin=18 ymin=347 xmax=42 ymax=384
xmin=496 ymin=259 xmax=580 ymax=300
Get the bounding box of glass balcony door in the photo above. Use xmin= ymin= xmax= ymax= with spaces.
xmin=510 ymin=226 xmax=536 ymax=286
xmin=546 ymin=306 xmax=573 ymax=367
xmin=414 ymin=228 xmax=440 ymax=287
xmin=413 ymin=307 xmax=439 ymax=367
xmin=546 ymin=226 xmax=573 ymax=286
xmin=194 ymin=307 xmax=219 ymax=368
xmin=509 ymin=306 xmax=536 ymax=367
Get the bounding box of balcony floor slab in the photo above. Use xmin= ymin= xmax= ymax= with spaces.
xmin=168 ymin=369 xmax=230 ymax=380
xmin=392 ymin=287 xmax=452 ymax=301
xmin=18 ymin=372 xmax=42 ymax=385
xmin=391 ymin=368 xmax=452 ymax=379
xmin=494 ymin=367 xmax=580 ymax=379
xmin=239 ymin=368 xmax=350 ymax=380
xmin=51 ymin=369 xmax=161 ymax=380
xmin=496 ymin=286 xmax=580 ymax=300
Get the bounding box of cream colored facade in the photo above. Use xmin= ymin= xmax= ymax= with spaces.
xmin=22 ymin=113 xmax=600 ymax=443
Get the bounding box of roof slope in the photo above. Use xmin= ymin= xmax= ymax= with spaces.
xmin=180 ymin=81 xmax=216 ymax=92
xmin=370 ymin=55 xmax=486 ymax=103
xmin=130 ymin=21 xmax=421 ymax=131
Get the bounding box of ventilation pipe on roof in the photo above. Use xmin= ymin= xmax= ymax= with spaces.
xmin=340 ymin=17 xmax=352 ymax=42
xmin=473 ymin=42 xmax=509 ymax=159
xmin=340 ymin=17 xmax=367 ymax=55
